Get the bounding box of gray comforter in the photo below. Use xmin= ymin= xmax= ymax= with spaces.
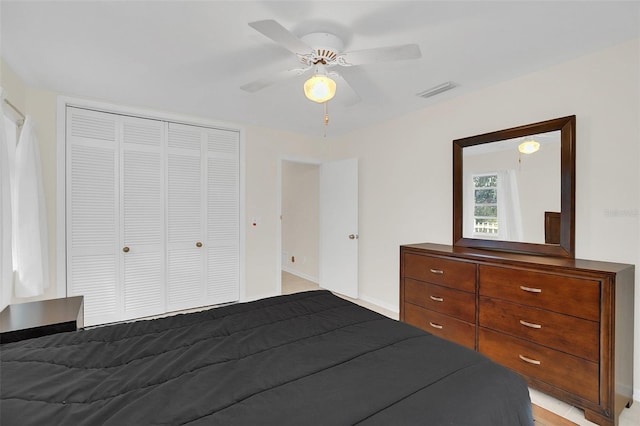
xmin=1 ymin=290 xmax=533 ymax=425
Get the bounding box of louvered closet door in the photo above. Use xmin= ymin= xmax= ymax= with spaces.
xmin=120 ymin=117 xmax=165 ymax=320
xmin=67 ymin=106 xmax=240 ymax=325
xmin=166 ymin=123 xmax=205 ymax=312
xmin=66 ymin=108 xmax=120 ymax=326
xmin=205 ymin=128 xmax=240 ymax=304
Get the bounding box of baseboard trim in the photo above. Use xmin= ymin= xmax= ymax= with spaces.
xmin=358 ymin=293 xmax=399 ymax=314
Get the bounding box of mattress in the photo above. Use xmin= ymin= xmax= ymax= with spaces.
xmin=1 ymin=290 xmax=533 ymax=425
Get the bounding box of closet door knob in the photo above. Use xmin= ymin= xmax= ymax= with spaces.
xmin=196 ymin=242 xmax=203 ymax=248
xmin=123 ymin=247 xmax=130 ymax=253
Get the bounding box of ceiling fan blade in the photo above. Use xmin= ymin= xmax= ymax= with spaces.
xmin=240 ymin=67 xmax=310 ymax=93
xmin=332 ymin=72 xmax=362 ymax=107
xmin=337 ymin=66 xmax=388 ymax=103
xmin=337 ymin=44 xmax=422 ymax=66
xmin=248 ymin=20 xmax=311 ymax=55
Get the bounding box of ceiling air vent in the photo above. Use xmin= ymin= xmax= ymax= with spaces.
xmin=416 ymin=81 xmax=456 ymax=99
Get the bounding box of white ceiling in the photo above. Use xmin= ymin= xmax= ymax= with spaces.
xmin=1 ymin=1 xmax=638 ymax=137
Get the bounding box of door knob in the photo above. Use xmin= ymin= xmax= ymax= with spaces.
xmin=196 ymin=242 xmax=203 ymax=248
xmin=123 ymin=247 xmax=130 ymax=253
xmin=348 ymin=234 xmax=359 ymax=240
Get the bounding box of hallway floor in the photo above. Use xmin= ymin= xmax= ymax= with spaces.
xmin=281 ymin=271 xmax=397 ymax=320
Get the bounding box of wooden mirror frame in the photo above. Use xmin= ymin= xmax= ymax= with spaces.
xmin=453 ymin=115 xmax=576 ymax=258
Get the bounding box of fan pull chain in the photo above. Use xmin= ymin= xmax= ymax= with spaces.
xmin=323 ymin=101 xmax=329 ymax=138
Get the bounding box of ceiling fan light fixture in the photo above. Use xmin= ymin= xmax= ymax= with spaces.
xmin=304 ymin=73 xmax=336 ymax=103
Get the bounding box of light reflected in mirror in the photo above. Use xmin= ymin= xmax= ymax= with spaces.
xmin=462 ymin=130 xmax=561 ymax=244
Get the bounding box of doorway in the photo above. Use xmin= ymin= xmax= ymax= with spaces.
xmin=278 ymin=157 xmax=359 ymax=298
xmin=280 ymin=160 xmax=321 ymax=295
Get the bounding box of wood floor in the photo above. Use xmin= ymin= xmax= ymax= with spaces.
xmin=533 ymin=404 xmax=578 ymax=426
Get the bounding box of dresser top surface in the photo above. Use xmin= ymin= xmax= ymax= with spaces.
xmin=401 ymin=243 xmax=634 ymax=274
xmin=0 ymin=296 xmax=84 ymax=333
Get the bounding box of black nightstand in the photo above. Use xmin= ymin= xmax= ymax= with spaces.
xmin=0 ymin=296 xmax=84 ymax=344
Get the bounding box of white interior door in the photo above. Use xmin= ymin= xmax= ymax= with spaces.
xmin=319 ymin=158 xmax=358 ymax=298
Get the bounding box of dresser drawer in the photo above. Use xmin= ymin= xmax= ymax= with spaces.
xmin=403 ymin=253 xmax=476 ymax=292
xmin=479 ymin=265 xmax=600 ymax=321
xmin=479 ymin=297 xmax=599 ymax=362
xmin=479 ymin=328 xmax=599 ymax=403
xmin=404 ymin=303 xmax=475 ymax=349
xmin=405 ymin=278 xmax=475 ymax=323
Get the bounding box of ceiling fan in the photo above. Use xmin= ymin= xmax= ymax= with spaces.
xmin=240 ymin=20 xmax=422 ymax=105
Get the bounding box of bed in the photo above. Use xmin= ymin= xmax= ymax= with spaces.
xmin=1 ymin=290 xmax=533 ymax=425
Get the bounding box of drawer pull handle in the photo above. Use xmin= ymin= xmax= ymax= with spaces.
xmin=519 ymin=285 xmax=542 ymax=293
xmin=519 ymin=354 xmax=541 ymax=365
xmin=429 ymin=322 xmax=443 ymax=329
xmin=430 ymin=295 xmax=444 ymax=302
xmin=519 ymin=320 xmax=542 ymax=329
xmin=430 ymin=269 xmax=444 ymax=275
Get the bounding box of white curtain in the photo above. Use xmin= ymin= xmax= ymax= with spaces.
xmin=13 ymin=115 xmax=49 ymax=297
xmin=0 ymin=89 xmax=13 ymax=309
xmin=496 ymin=169 xmax=523 ymax=241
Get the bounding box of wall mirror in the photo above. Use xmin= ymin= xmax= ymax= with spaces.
xmin=453 ymin=115 xmax=575 ymax=257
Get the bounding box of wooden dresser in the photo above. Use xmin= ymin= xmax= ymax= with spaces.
xmin=400 ymin=243 xmax=634 ymax=426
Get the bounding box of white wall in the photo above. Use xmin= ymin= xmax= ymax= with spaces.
xmin=244 ymin=126 xmax=330 ymax=300
xmin=331 ymin=38 xmax=640 ymax=398
xmin=281 ymin=161 xmax=320 ymax=282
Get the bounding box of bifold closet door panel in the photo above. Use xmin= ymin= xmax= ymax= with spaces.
xmin=66 ymin=108 xmax=120 ymax=326
xmin=166 ymin=123 xmax=205 ymax=312
xmin=205 ymin=128 xmax=240 ymax=304
xmin=120 ymin=117 xmax=166 ymax=320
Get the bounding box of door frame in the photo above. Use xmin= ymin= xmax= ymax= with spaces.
xmin=277 ymin=156 xmax=323 ymax=295
xmin=55 ymin=95 xmax=247 ymax=301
